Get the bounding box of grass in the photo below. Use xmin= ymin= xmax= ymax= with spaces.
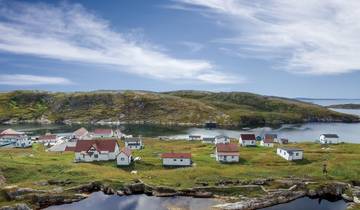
xmin=0 ymin=139 xmax=360 ymax=205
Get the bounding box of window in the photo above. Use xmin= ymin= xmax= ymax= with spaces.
xmin=120 ymin=157 xmax=125 ymax=161
xmin=94 ymin=154 xmax=98 ymax=158
xmin=173 ymin=159 xmax=177 ymax=161
xmin=295 ymin=152 xmax=299 ymax=156
xmin=180 ymin=159 xmax=183 ymax=161
xmin=232 ymin=156 xmax=234 ymax=159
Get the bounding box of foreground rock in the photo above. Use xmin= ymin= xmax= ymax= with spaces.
xmin=0 ymin=203 xmax=32 ymax=210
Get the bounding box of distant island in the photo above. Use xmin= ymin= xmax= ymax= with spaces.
xmin=0 ymin=90 xmax=358 ymax=127
xmin=327 ymin=103 xmax=360 ymax=109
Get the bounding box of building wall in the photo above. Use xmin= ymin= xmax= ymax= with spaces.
xmin=162 ymin=158 xmax=191 ymax=166
xmin=239 ymin=139 xmax=256 ymax=146
xmin=215 ymin=153 xmax=239 ymax=162
xmin=320 ymin=135 xmax=339 ymax=144
xmin=125 ymin=142 xmax=143 ymax=150
xmin=117 ymin=153 xmax=131 ymax=165
xmin=215 ymin=138 xmax=230 ymax=144
xmin=260 ymin=141 xmax=273 ymax=147
xmin=75 ymin=150 xmax=118 ymax=162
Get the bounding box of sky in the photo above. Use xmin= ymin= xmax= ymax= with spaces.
xmin=1 ymin=0 xmax=360 ymax=98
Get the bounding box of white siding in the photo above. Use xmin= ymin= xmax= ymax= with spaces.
xmin=239 ymin=139 xmax=256 ymax=146
xmin=260 ymin=141 xmax=274 ymax=147
xmin=215 ymin=137 xmax=230 ymax=144
xmin=162 ymin=158 xmax=191 ymax=166
xmin=215 ymin=153 xmax=239 ymax=162
xmin=277 ymin=148 xmax=303 ymax=161
xmin=117 ymin=152 xmax=132 ymax=166
xmin=319 ymin=135 xmax=339 ymax=144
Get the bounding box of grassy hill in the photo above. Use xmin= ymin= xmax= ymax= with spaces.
xmin=0 ymin=90 xmax=358 ymax=127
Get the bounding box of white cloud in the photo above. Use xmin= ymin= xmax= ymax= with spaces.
xmin=0 ymin=1 xmax=241 ymax=84
xmin=180 ymin=41 xmax=204 ymax=52
xmin=0 ymin=74 xmax=72 ymax=85
xmin=174 ymin=0 xmax=360 ymax=75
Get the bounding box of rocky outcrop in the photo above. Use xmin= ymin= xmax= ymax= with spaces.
xmin=0 ymin=204 xmax=32 ymax=210
xmin=213 ymin=190 xmax=306 ymax=210
xmin=306 ymin=182 xmax=350 ymax=198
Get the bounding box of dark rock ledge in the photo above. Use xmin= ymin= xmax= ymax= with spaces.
xmin=2 ymin=179 xmax=360 ymax=210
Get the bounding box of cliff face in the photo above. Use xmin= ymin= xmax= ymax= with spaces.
xmin=0 ymin=90 xmax=358 ymax=126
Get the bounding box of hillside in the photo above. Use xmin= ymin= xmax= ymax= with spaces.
xmin=327 ymin=104 xmax=360 ymax=109
xmin=0 ymin=90 xmax=358 ymax=127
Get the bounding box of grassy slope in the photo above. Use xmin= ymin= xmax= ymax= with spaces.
xmin=0 ymin=139 xmax=359 ymax=192
xmin=0 ymin=90 xmax=357 ymax=126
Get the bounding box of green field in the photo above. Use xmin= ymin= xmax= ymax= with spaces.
xmin=0 ymin=139 xmax=360 ymax=206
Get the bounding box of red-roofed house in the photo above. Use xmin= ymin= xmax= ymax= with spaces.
xmin=260 ymin=135 xmax=274 ymax=147
xmin=37 ymin=134 xmax=59 ymax=146
xmin=215 ymin=143 xmax=239 ymax=162
xmin=116 ymin=148 xmax=132 ymax=166
xmin=93 ymin=129 xmax=114 ymax=138
xmin=73 ymin=127 xmax=90 ymax=140
xmin=161 ymin=153 xmax=192 ymax=167
xmin=74 ymin=140 xmax=119 ymax=162
xmin=239 ymin=134 xmax=256 ymax=147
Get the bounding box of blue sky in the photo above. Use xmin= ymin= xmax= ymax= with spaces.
xmin=1 ymin=0 xmax=360 ymax=98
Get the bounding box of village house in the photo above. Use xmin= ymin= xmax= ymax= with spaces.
xmin=73 ymin=127 xmax=90 ymax=140
xmin=239 ymin=134 xmax=257 ymax=147
xmin=124 ymin=137 xmax=144 ymax=150
xmin=189 ymin=135 xmax=201 ymax=141
xmin=48 ymin=142 xmax=77 ymax=152
xmin=74 ymin=139 xmax=120 ymax=162
xmin=260 ymin=135 xmax=274 ymax=147
xmin=37 ymin=134 xmax=59 ymax=146
xmin=93 ymin=129 xmax=114 ymax=139
xmin=319 ymin=134 xmax=339 ymax=144
xmin=202 ymin=137 xmax=215 ymax=144
xmin=279 ymin=138 xmax=289 ymax=144
xmin=277 ymin=148 xmax=304 ymax=161
xmin=161 ymin=153 xmax=192 ymax=167
xmin=215 ymin=135 xmax=230 ymax=144
xmin=215 ymin=143 xmax=239 ymax=163
xmin=0 ymin=128 xmax=24 ymax=135
xmin=264 ymin=134 xmax=278 ymax=143
xmin=116 ymin=148 xmax=132 ymax=166
xmin=0 ymin=134 xmax=32 ymax=148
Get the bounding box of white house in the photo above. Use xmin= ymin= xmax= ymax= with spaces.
xmin=117 ymin=148 xmax=132 ymax=166
xmin=264 ymin=134 xmax=278 ymax=143
xmin=319 ymin=134 xmax=339 ymax=144
xmin=124 ymin=137 xmax=144 ymax=150
xmin=0 ymin=134 xmax=32 ymax=148
xmin=189 ymin=135 xmax=201 ymax=141
xmin=260 ymin=136 xmax=274 ymax=147
xmin=74 ymin=139 xmax=120 ymax=162
xmin=215 ymin=143 xmax=239 ymax=163
xmin=93 ymin=129 xmax=114 ymax=139
xmin=73 ymin=127 xmax=90 ymax=140
xmin=215 ymin=135 xmax=230 ymax=144
xmin=239 ymin=134 xmax=256 ymax=147
xmin=277 ymin=148 xmax=304 ymax=161
xmin=37 ymin=134 xmax=59 ymax=146
xmin=161 ymin=153 xmax=192 ymax=167
xmin=202 ymin=137 xmax=215 ymax=144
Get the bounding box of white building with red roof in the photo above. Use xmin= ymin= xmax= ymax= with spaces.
xmin=37 ymin=134 xmax=59 ymax=146
xmin=0 ymin=133 xmax=32 ymax=148
xmin=93 ymin=129 xmax=114 ymax=139
xmin=215 ymin=143 xmax=239 ymax=163
xmin=74 ymin=139 xmax=119 ymax=162
xmin=161 ymin=153 xmax=192 ymax=167
xmin=116 ymin=148 xmax=132 ymax=166
xmin=260 ymin=135 xmax=274 ymax=147
xmin=239 ymin=134 xmax=257 ymax=147
xmin=73 ymin=127 xmax=90 ymax=140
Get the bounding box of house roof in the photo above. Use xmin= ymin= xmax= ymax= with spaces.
xmin=124 ymin=137 xmax=141 ymax=142
xmin=0 ymin=128 xmax=23 ymax=135
xmin=74 ymin=140 xmax=118 ymax=152
xmin=215 ymin=135 xmax=229 ymax=139
xmin=94 ymin=129 xmax=113 ymax=135
xmin=64 ymin=146 xmax=76 ymax=152
xmin=161 ymin=153 xmax=191 ymax=159
xmin=189 ymin=135 xmax=201 ymax=138
xmin=202 ymin=137 xmax=215 ymax=141
xmin=38 ymin=134 xmax=57 ymax=140
xmin=73 ymin=127 xmax=88 ymax=137
xmin=216 ymin=143 xmax=239 ymax=152
xmin=321 ymin=134 xmax=339 ymax=138
xmin=240 ymin=134 xmax=256 ymax=141
xmin=279 ymin=147 xmax=303 ymax=152
xmin=120 ymin=147 xmax=132 ymax=157
xmin=263 ymin=138 xmax=274 ymax=143
xmin=265 ymin=134 xmax=277 ymax=139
